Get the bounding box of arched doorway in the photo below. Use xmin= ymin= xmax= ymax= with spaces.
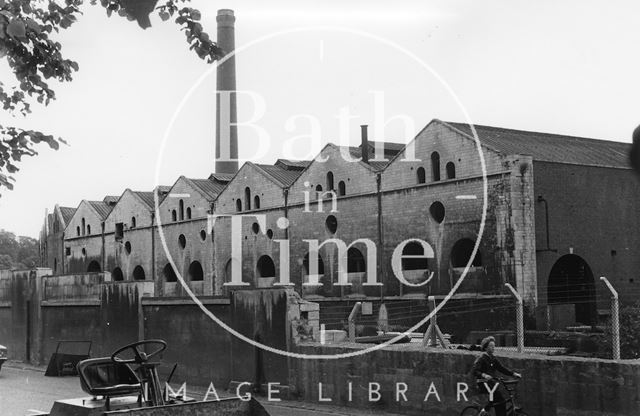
xmin=188 ymin=261 xmax=204 ymax=281
xmin=163 ymin=264 xmax=177 ymax=282
xmin=256 ymin=255 xmax=276 ymax=278
xmin=547 ymin=254 xmax=597 ymax=326
xmin=87 ymin=260 xmax=101 ymax=273
xmin=112 ymin=267 xmax=124 ymax=281
xmin=133 ymin=265 xmax=146 ymax=281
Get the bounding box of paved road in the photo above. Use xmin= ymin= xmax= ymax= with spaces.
xmin=0 ymin=365 xmax=83 ymax=415
xmin=0 ymin=362 xmax=403 ymax=416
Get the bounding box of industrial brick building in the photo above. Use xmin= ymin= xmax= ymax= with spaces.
xmin=39 ymin=118 xmax=640 ymax=337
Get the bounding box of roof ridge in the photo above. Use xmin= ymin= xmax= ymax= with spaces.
xmin=445 ymin=121 xmax=628 ymax=145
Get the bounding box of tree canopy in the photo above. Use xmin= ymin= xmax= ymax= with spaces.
xmin=0 ymin=229 xmax=39 ymax=269
xmin=0 ymin=0 xmax=221 ymax=194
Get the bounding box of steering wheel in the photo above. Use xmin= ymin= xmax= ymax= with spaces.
xmin=111 ymin=339 xmax=167 ymax=364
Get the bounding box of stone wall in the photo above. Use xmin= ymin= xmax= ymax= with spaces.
xmin=292 ymin=343 xmax=640 ymax=416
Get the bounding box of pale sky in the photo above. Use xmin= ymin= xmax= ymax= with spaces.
xmin=1 ymin=0 xmax=639 ymax=238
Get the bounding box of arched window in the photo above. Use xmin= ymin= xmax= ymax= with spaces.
xmin=326 ymin=171 xmax=334 ymax=191
xmin=245 ymin=187 xmax=251 ymax=210
xmin=179 ymin=199 xmax=184 ymax=221
xmin=171 ymin=210 xmax=177 ymax=222
xmin=315 ymin=184 xmax=323 ymax=193
xmin=256 ymin=255 xmax=276 ymax=278
xmin=254 ymin=196 xmax=261 ymax=209
xmin=81 ymin=218 xmax=86 ymax=236
xmin=133 ymin=265 xmax=146 ymax=280
xmin=451 ymin=239 xmax=482 ymax=268
xmin=431 ymin=152 xmax=441 ymax=181
xmin=303 ymin=253 xmax=325 ymax=276
xmin=236 ymin=199 xmax=242 ymax=212
xmin=131 ymin=217 xmax=136 ymax=228
xmin=163 ymin=264 xmax=177 ymax=282
xmin=186 ymin=207 xmax=192 ymax=219
xmin=188 ymin=261 xmax=204 ymax=281
xmin=446 ymin=162 xmax=456 ymax=179
xmin=417 ymin=167 xmax=426 ymax=184
xmin=178 ymin=234 xmax=186 ymax=249
xmin=338 ymin=181 xmax=346 ymax=196
xmin=76 ymin=226 xmax=80 ymax=237
xmin=347 ymin=247 xmax=366 ymax=273
xmin=87 ymin=260 xmax=101 ymax=273
xmin=112 ymin=267 xmax=124 ymax=281
xmin=86 ymin=225 xmax=91 ymax=235
xmin=402 ymin=242 xmax=429 ymax=270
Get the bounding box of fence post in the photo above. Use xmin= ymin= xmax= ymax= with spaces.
xmin=504 ymin=283 xmax=524 ymax=353
xmin=600 ymin=276 xmax=620 ymax=360
xmin=348 ymin=302 xmax=362 ymax=342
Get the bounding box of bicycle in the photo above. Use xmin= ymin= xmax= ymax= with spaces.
xmin=460 ymin=377 xmax=528 ymax=416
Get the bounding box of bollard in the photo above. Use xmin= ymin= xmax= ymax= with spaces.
xmin=504 ymin=283 xmax=524 ymax=353
xmin=600 ymin=276 xmax=620 ymax=360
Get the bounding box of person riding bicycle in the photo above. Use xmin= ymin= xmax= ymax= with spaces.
xmin=471 ymin=336 xmax=521 ymax=416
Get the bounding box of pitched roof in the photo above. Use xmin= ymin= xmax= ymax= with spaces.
xmin=87 ymin=201 xmax=113 ymax=220
xmin=189 ymin=178 xmax=226 ymax=201
xmin=361 ymin=141 xmax=405 ymax=158
xmin=275 ymin=159 xmax=312 ymax=170
xmin=133 ymin=191 xmax=155 ymax=209
xmin=343 ymin=146 xmax=390 ymax=171
xmin=209 ymin=172 xmax=235 ymax=182
xmin=58 ymin=206 xmax=76 ymax=225
xmin=255 ymin=164 xmax=303 ymax=187
xmin=443 ymin=121 xmax=632 ymax=169
xmin=103 ymin=195 xmax=119 ymax=205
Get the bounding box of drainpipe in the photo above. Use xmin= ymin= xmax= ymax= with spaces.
xmin=283 ymin=189 xmax=289 ymax=240
xmin=61 ymin=232 xmax=65 ymax=275
xmin=376 ymin=173 xmax=384 ymax=300
xmin=536 ymin=195 xmax=556 ymax=252
xmin=101 ymin=222 xmax=106 ymax=274
xmin=151 ymin=212 xmax=156 ymax=283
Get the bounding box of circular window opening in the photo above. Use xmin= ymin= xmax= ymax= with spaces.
xmin=125 ymin=241 xmax=132 ymax=254
xmin=81 ymin=248 xmax=86 ymax=256
xmin=252 ymin=222 xmax=260 ymax=234
xmin=178 ymin=234 xmax=186 ymax=249
xmin=200 ymin=230 xmax=207 ymax=241
xmin=266 ymin=229 xmax=273 ymax=239
xmin=325 ymin=215 xmax=338 ymax=234
xmin=429 ymin=201 xmax=445 ymax=223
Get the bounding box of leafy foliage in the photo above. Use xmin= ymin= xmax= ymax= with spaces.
xmin=0 ymin=229 xmax=40 ymax=269
xmin=0 ymin=0 xmax=222 ymax=195
xmin=618 ymin=302 xmax=640 ymax=359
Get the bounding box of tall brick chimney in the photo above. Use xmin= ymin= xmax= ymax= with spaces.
xmin=214 ymin=9 xmax=238 ymax=174
xmin=360 ymin=125 xmax=370 ymax=164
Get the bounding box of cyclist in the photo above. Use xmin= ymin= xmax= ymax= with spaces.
xmin=471 ymin=336 xmax=521 ymax=416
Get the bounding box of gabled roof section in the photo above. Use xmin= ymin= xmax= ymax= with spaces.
xmin=103 ymin=195 xmax=119 ymax=205
xmin=87 ymin=201 xmax=113 ymax=220
xmin=209 ymin=172 xmax=235 ymax=182
xmin=275 ymin=159 xmax=312 ymax=171
xmin=342 ymin=146 xmax=390 ymax=171
xmin=58 ymin=206 xmax=77 ymax=225
xmin=443 ymin=121 xmax=631 ymax=169
xmin=131 ymin=186 xmax=171 ymax=209
xmin=255 ymin=163 xmax=303 ymax=187
xmin=360 ymin=141 xmax=405 ymax=159
xmin=188 ymin=177 xmax=226 ymax=201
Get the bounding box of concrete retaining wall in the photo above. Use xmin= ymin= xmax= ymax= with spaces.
xmin=292 ymin=343 xmax=639 ymax=416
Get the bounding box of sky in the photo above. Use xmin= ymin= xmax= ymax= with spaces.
xmin=1 ymin=0 xmax=639 ymax=238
